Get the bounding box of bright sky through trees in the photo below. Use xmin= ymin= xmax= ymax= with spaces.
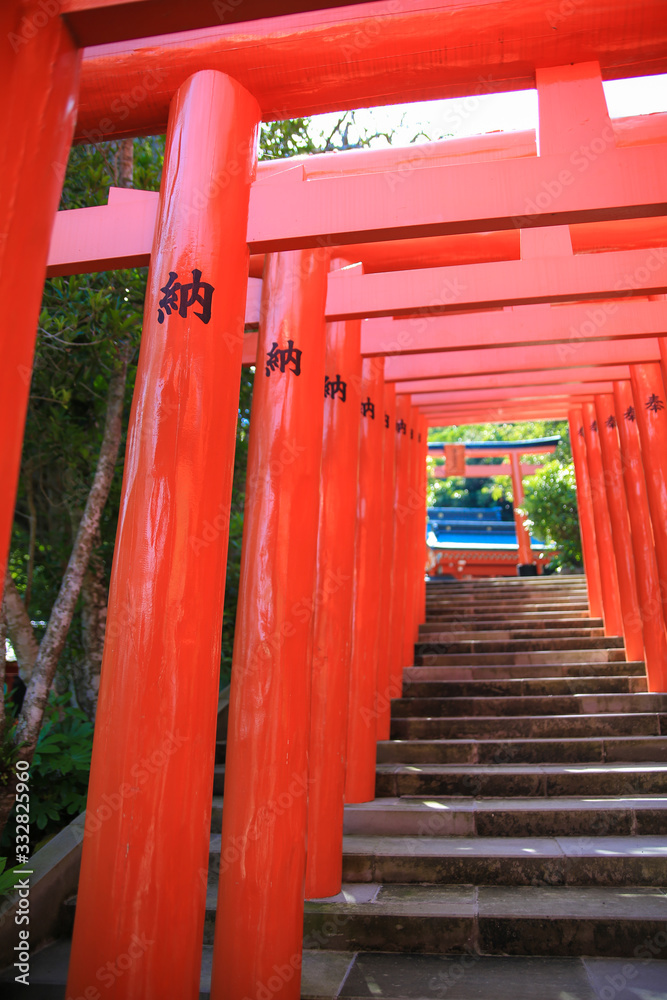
xmin=309 ymin=72 xmax=667 ymax=149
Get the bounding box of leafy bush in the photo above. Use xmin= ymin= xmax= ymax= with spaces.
xmin=1 ymin=695 xmax=93 ymax=853
xmin=521 ymin=460 xmax=582 ymax=569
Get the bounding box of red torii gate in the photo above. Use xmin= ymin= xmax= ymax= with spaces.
xmin=3 ymin=2 xmax=667 ymax=999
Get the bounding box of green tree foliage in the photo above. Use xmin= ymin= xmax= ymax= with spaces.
xmin=427 ymin=420 xmax=571 ymax=512
xmin=521 ymin=460 xmax=582 ymax=569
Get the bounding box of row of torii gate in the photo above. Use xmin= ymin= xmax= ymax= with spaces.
xmin=3 ymin=2 xmax=667 ymax=999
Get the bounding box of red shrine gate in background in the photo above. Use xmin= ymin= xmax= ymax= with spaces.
xmin=2 ymin=2 xmax=667 ymax=998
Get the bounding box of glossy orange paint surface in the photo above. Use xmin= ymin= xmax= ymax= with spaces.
xmin=568 ymin=410 xmax=604 ymax=620
xmin=384 ymin=339 xmax=662 ymax=383
xmin=0 ymin=2 xmax=80 ymax=601
xmin=345 ymin=357 xmax=385 ymax=805
xmin=327 ymin=248 xmax=667 ymax=322
xmin=376 ymin=383 xmax=397 ymax=741
xmin=510 ymin=452 xmax=533 ymax=566
xmin=362 ymin=300 xmax=667 ymax=362
xmin=630 ymin=363 xmax=667 ymax=647
xmin=401 ymin=406 xmax=419 ymax=666
xmin=582 ymin=402 xmax=624 ymax=638
xmin=76 ymin=2 xmax=667 ymax=140
xmin=67 ymin=71 xmax=260 ymax=1000
xmin=212 ymin=248 xmax=329 ymax=1000
xmin=306 ymin=282 xmax=362 ymax=899
xmin=613 ymin=380 xmax=667 ymax=691
xmin=594 ymin=395 xmax=643 ymax=662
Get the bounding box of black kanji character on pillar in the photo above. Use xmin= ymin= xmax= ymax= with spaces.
xmin=265 ymin=340 xmax=302 ymax=377
xmin=410 ymin=428 xmax=414 ymax=439
xmin=418 ymin=433 xmax=422 ymax=443
xmin=157 ymin=269 xmax=214 ymax=324
xmin=384 ymin=414 xmax=390 ymax=429
xmin=591 ymin=420 xmax=598 ymax=432
xmin=605 ymin=415 xmax=616 ymax=430
xmin=578 ymin=427 xmax=585 ymax=438
xmin=179 ymin=269 xmax=214 ymax=324
xmin=624 ymin=406 xmax=636 ymax=422
xmin=361 ymin=397 xmax=375 ymax=418
xmin=645 ymin=393 xmax=665 ymax=414
xmin=324 ymin=374 xmax=347 ymax=401
xmin=396 ymin=419 xmax=407 ymax=435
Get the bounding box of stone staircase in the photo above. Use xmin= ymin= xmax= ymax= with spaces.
xmin=5 ymin=575 xmax=667 ymax=998
xmin=296 ymin=575 xmax=667 ymax=998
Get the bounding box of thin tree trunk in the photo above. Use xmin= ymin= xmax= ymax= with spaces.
xmin=1 ymin=573 xmax=38 ymax=682
xmin=117 ymin=138 xmax=133 ymax=187
xmin=24 ymin=464 xmax=37 ymax=611
xmin=12 ymin=353 xmax=129 ymax=762
xmin=73 ymin=529 xmax=108 ymax=721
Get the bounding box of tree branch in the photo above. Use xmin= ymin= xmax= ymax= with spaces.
xmin=1 ymin=574 xmax=38 ymax=682
xmin=15 ymin=352 xmax=130 ymax=758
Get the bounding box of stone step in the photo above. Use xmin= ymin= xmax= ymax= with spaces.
xmin=417 ymin=628 xmax=606 ymax=642
xmin=343 ymin=795 xmax=667 ymax=837
xmin=419 ymin=617 xmax=604 ymax=633
xmin=339 ymin=834 xmax=667 ymax=887
xmin=404 ymin=662 xmax=646 ymax=680
xmin=422 ymin=612 xmax=597 ymax=625
xmin=415 ymin=636 xmax=625 ymax=655
xmin=390 ymin=711 xmax=666 ymax=741
xmin=401 ymin=675 xmax=648 ymax=698
xmin=416 ymin=649 xmax=627 ymax=666
xmin=325 ymin=952 xmax=667 ymax=998
xmin=391 ymin=692 xmax=667 ymax=718
xmin=375 ymin=762 xmax=667 ymax=798
xmin=377 ymin=735 xmax=667 ymax=765
xmin=426 ymin=597 xmax=588 ymax=618
xmin=300 ymin=884 xmax=667 ymax=959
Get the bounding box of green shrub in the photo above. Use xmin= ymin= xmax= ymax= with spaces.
xmin=521 ymin=461 xmax=582 ymax=569
xmin=1 ymin=694 xmax=93 ymax=853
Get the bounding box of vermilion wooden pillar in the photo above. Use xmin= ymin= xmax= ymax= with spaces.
xmin=594 ymin=394 xmax=643 ymax=662
xmin=213 ymin=247 xmax=329 ymax=1000
xmin=412 ymin=416 xmax=427 ymax=639
xmin=614 ymin=380 xmax=667 ymax=689
xmin=569 ymin=409 xmax=604 ymax=620
xmin=390 ymin=394 xmax=412 ymax=689
xmin=0 ymin=4 xmax=80 ymax=599
xmin=402 ymin=406 xmax=420 ymax=666
xmin=419 ymin=417 xmax=429 ymax=625
xmin=630 ymin=363 xmax=667 ymax=636
xmin=68 ymin=72 xmax=260 ymax=1000
xmin=510 ymin=451 xmax=534 ymax=571
xmin=306 ymin=269 xmax=362 ymax=898
xmin=376 ymin=384 xmax=397 ymax=740
xmin=345 ymin=357 xmax=385 ymax=804
xmin=582 ymin=401 xmax=624 ymax=637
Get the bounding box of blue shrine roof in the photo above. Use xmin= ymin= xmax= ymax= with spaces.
xmin=427 ymin=507 xmax=547 ymax=552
